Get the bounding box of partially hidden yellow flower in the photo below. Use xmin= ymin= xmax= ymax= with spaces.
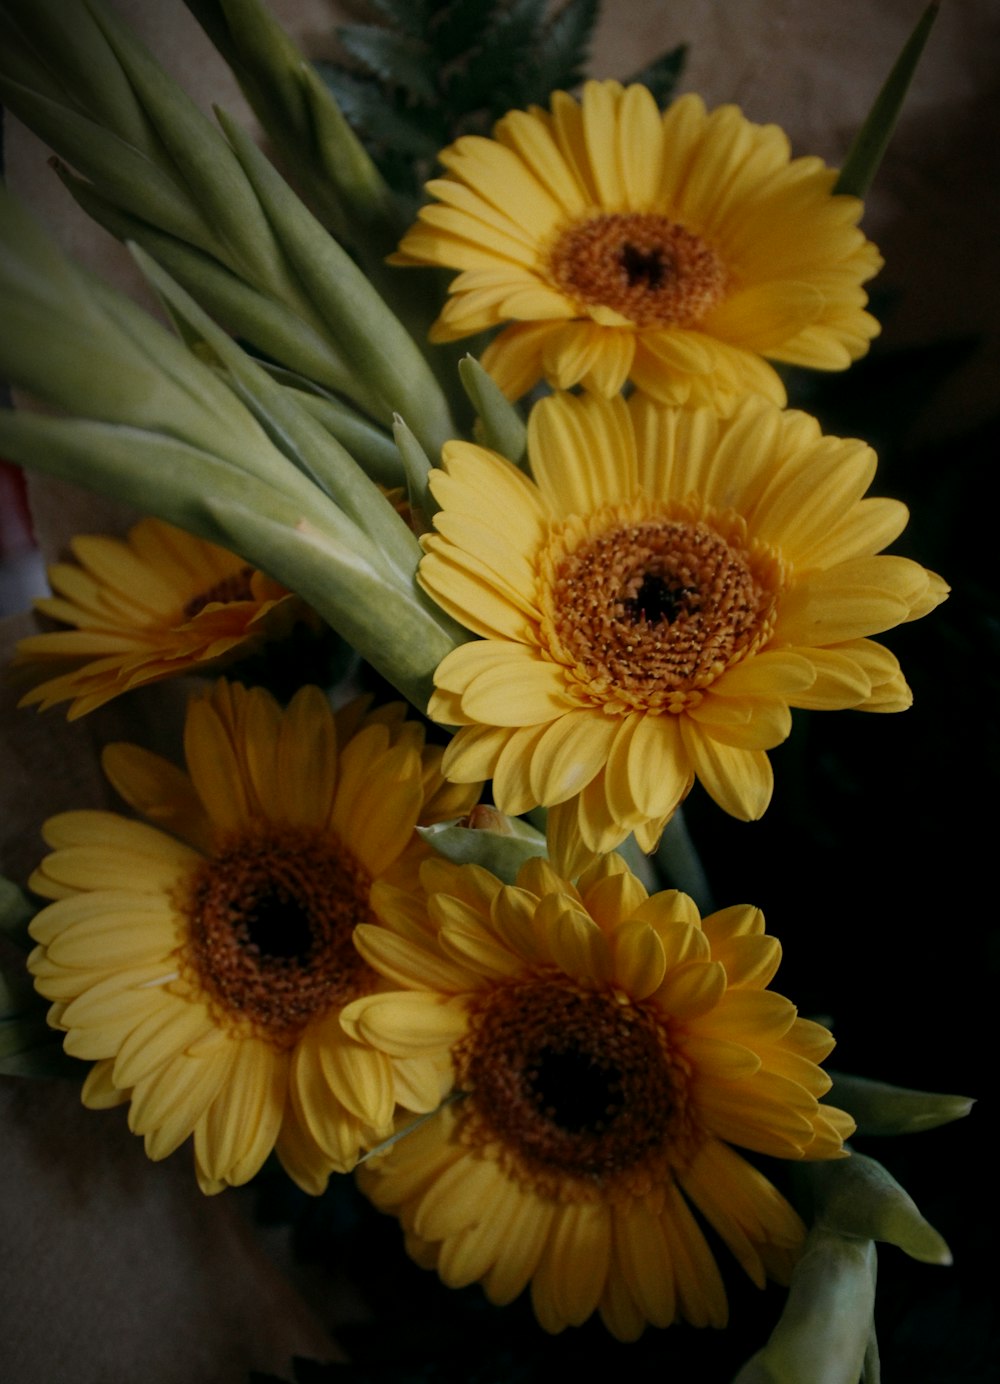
xmin=26 ymin=680 xmax=480 ymax=1195
xmin=344 ymin=852 xmax=854 ymax=1340
xmin=419 ymin=391 xmax=948 ymax=872
xmin=393 ymin=81 xmax=883 ymax=407
xmin=13 ymin=517 xmax=313 ymax=719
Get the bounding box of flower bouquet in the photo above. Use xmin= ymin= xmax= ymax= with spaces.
xmin=0 ymin=1 xmax=989 ymax=1379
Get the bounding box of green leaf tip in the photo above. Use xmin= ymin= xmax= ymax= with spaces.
xmin=829 ymin=1069 xmax=975 ymax=1136
xmin=458 ymin=356 xmax=527 ymax=467
xmin=798 ymin=1151 xmax=953 ymax=1267
xmin=836 ymin=3 xmax=940 ymax=199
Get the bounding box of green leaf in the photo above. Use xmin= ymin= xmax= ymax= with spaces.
xmin=53 ymin=164 xmax=381 ymax=415
xmin=458 ymin=356 xmax=527 ymax=467
xmin=0 ymin=1041 xmax=81 ymax=1080
xmin=829 ymin=1070 xmax=974 ymax=1136
xmin=796 ymin=1151 xmax=953 ymax=1266
xmin=0 ymin=77 xmax=214 ymax=249
xmin=0 ymin=412 xmax=315 ymax=550
xmin=319 ymin=65 xmax=442 ymax=158
xmin=184 ymin=0 xmax=407 ymax=276
xmin=0 ymin=188 xmax=280 ymax=465
xmin=337 ymin=24 xmax=436 ymax=103
xmin=216 ymin=109 xmax=459 ymax=457
xmin=392 ymin=415 xmax=437 ymax=533
xmin=524 ymin=0 xmax=600 ymax=101
xmin=131 ymin=243 xmax=423 ymax=581
xmin=417 ymin=816 xmax=547 ymax=883
xmin=197 ymin=495 xmax=469 ymax=714
xmin=835 ymin=4 xmax=939 ymax=198
xmin=262 ymin=369 xmax=405 ymax=488
xmin=622 ymin=44 xmax=688 ymax=107
xmin=654 ymin=805 xmax=712 ymax=911
xmin=733 ymin=1228 xmax=877 ymax=1384
xmin=84 ymin=0 xmax=284 ymax=289
xmin=0 ymin=0 xmax=158 ymax=151
xmin=0 ymin=975 xmax=78 ymax=1078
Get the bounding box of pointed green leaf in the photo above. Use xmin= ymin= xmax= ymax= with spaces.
xmin=797 ymin=1152 xmax=953 ymax=1266
xmin=263 ymin=370 xmax=404 ymax=487
xmin=53 ymin=164 xmax=377 ymax=411
xmin=459 ymin=356 xmax=527 ymax=467
xmin=197 ymin=495 xmax=469 ymax=714
xmin=1 ymin=0 xmax=160 ymax=151
xmin=131 ymin=243 xmax=424 ymax=579
xmin=0 ymin=78 xmax=214 ymax=249
xmin=216 ymin=108 xmax=459 ymax=457
xmin=337 ymin=24 xmax=436 ymax=102
xmin=84 ymin=0 xmax=284 ymax=289
xmin=835 ymin=4 xmax=939 ymax=198
xmin=0 ymin=412 xmax=327 ymax=553
xmin=655 ymin=805 xmax=713 ymax=912
xmin=365 ymin=0 xmax=432 ymax=38
xmin=829 ymin=1070 xmax=974 ymax=1136
xmin=319 ymin=65 xmax=442 ymax=158
xmin=393 ymin=415 xmax=437 ymax=533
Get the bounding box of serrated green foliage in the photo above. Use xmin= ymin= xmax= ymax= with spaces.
xmin=319 ymin=0 xmax=608 ymax=201
xmin=622 ymin=43 xmax=687 ymax=107
xmin=522 ymin=0 xmax=600 ymax=103
xmin=338 ymin=25 xmax=438 ymax=103
xmin=321 ymin=66 xmax=443 ymax=161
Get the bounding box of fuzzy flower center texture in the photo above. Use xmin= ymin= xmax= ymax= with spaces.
xmin=179 ymin=823 xmax=376 ymax=1048
xmin=548 ymin=213 xmax=730 ymax=327
xmin=539 ymin=507 xmax=782 ymax=713
xmin=453 ymin=977 xmax=695 ymax=1202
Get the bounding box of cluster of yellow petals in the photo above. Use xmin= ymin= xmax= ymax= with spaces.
xmin=14 ymin=518 xmax=313 ymax=719
xmin=394 ymin=81 xmax=882 ymax=408
xmin=419 ymin=391 xmax=946 ymax=872
xmin=345 ymin=852 xmax=853 ymax=1339
xmin=27 ymin=681 xmax=479 ymax=1195
xmin=15 ymin=61 xmax=951 ymax=1351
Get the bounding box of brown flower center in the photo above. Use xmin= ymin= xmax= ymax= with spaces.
xmin=453 ymin=978 xmax=693 ymax=1201
xmin=548 ymin=213 xmax=728 ymax=327
xmin=183 ymin=567 xmax=255 ymax=619
xmin=539 ymin=507 xmax=781 ymax=714
xmin=180 ymin=823 xmax=375 ymax=1048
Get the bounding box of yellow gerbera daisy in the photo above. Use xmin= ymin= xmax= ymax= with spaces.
xmin=13 ymin=517 xmax=313 ymax=719
xmin=26 ymin=680 xmax=480 ymax=1195
xmin=418 ymin=391 xmax=947 ymax=871
xmin=392 ymin=81 xmax=883 ymax=407
xmin=344 ymin=852 xmax=854 ymax=1340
